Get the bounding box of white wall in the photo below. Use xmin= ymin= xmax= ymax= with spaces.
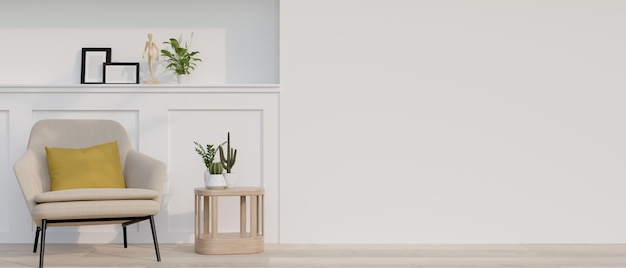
xmin=5 ymin=0 xmax=626 ymax=245
xmin=280 ymin=0 xmax=626 ymax=243
xmin=0 ymin=0 xmax=279 ymax=84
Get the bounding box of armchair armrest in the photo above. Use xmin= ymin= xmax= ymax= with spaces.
xmin=13 ymin=149 xmax=45 ymax=212
xmin=124 ymin=150 xmax=166 ymax=199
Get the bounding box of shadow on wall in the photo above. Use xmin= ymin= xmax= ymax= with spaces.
xmin=142 ymin=60 xmax=178 ymax=85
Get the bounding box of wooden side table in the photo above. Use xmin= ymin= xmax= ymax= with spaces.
xmin=194 ymin=187 xmax=264 ymax=254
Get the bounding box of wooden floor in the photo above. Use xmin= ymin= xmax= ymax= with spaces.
xmin=0 ymin=244 xmax=626 ymax=267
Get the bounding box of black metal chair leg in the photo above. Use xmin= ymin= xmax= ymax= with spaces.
xmin=33 ymin=226 xmax=41 ymax=253
xmin=148 ymin=215 xmax=161 ymax=262
xmin=39 ymin=220 xmax=47 ymax=268
xmin=123 ymin=226 xmax=128 ymax=248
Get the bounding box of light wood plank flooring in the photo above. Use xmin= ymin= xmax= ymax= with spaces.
xmin=0 ymin=244 xmax=626 ymax=267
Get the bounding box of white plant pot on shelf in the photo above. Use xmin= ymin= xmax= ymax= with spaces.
xmin=176 ymin=74 xmax=189 ymax=84
xmin=223 ymin=173 xmax=238 ymax=188
xmin=204 ymin=171 xmax=226 ymax=189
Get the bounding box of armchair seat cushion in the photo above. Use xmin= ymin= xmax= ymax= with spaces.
xmin=34 ymin=188 xmax=159 ymax=203
xmin=31 ymin=200 xmax=160 ymax=222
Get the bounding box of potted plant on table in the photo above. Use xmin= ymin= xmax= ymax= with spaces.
xmin=194 ymin=141 xmax=226 ymax=189
xmin=161 ymin=33 xmax=202 ymax=84
xmin=218 ymin=132 xmax=238 ymax=188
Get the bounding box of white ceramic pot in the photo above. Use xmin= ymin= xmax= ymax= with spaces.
xmin=176 ymin=74 xmax=189 ymax=84
xmin=204 ymin=171 xmax=226 ymax=189
xmin=223 ymin=173 xmax=238 ymax=188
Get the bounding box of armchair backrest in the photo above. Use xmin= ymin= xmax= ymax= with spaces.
xmin=27 ymin=119 xmax=133 ymax=192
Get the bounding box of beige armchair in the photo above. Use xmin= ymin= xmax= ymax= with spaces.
xmin=13 ymin=119 xmax=166 ymax=268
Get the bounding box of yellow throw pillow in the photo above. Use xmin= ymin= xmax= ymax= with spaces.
xmin=46 ymin=141 xmax=126 ymax=191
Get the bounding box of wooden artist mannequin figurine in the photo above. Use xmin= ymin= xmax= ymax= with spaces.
xmin=142 ymin=33 xmax=160 ymax=84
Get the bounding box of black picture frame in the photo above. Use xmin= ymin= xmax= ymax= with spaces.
xmin=81 ymin=48 xmax=112 ymax=84
xmin=103 ymin=62 xmax=140 ymax=84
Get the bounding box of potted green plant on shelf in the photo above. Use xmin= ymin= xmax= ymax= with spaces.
xmin=194 ymin=141 xmax=226 ymax=189
xmin=218 ymin=132 xmax=238 ymax=188
xmin=161 ymin=33 xmax=202 ymax=84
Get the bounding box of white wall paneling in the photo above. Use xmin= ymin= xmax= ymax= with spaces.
xmin=0 ymin=111 xmax=8 ymax=232
xmin=0 ymin=85 xmax=279 ymax=244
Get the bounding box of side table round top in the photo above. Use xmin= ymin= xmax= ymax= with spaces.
xmin=194 ymin=187 xmax=264 ymax=196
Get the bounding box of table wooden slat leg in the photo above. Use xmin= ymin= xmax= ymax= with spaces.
xmin=260 ymin=195 xmax=264 ymax=236
xmin=203 ymin=196 xmax=209 ymax=234
xmin=240 ymin=196 xmax=247 ymax=234
xmin=211 ymin=196 xmax=218 ymax=238
xmin=194 ymin=195 xmax=199 ymax=237
xmin=250 ymin=196 xmax=258 ymax=238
